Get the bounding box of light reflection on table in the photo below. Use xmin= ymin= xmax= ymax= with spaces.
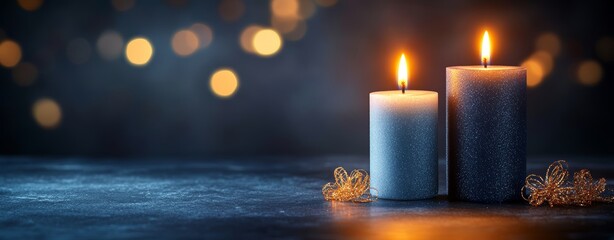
xmin=330 ymin=202 xmax=560 ymax=240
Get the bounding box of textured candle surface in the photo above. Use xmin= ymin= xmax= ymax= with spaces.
xmin=370 ymin=90 xmax=438 ymax=200
xmin=446 ymin=66 xmax=526 ymax=203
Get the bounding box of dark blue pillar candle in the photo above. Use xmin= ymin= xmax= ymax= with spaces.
xmin=446 ymin=66 xmax=526 ymax=203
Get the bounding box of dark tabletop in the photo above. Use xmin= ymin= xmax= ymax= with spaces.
xmin=1 ymin=156 xmax=614 ymax=239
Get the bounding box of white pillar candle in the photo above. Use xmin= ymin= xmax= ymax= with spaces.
xmin=370 ymin=54 xmax=438 ymax=200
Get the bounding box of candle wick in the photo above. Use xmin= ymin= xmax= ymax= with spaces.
xmin=401 ymin=82 xmax=406 ymax=94
xmin=483 ymin=58 xmax=488 ymax=68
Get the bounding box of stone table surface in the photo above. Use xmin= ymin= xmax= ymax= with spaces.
xmin=1 ymin=156 xmax=614 ymax=239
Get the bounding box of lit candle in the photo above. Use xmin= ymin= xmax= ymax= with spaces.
xmin=447 ymin=31 xmax=527 ymax=203
xmin=370 ymin=54 xmax=438 ymax=200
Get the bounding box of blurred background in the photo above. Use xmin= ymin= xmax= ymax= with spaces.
xmin=0 ymin=0 xmax=612 ymax=158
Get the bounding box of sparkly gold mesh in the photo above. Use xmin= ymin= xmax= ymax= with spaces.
xmin=522 ymin=160 xmax=614 ymax=207
xmin=322 ymin=167 xmax=377 ymax=203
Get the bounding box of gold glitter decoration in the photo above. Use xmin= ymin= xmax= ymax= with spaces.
xmin=322 ymin=167 xmax=377 ymax=203
xmin=522 ymin=160 xmax=614 ymax=207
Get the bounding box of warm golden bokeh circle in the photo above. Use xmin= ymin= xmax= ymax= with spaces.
xmin=125 ymin=37 xmax=154 ymax=66
xmin=522 ymin=59 xmax=545 ymax=88
xmin=18 ymin=0 xmax=44 ymax=11
xmin=271 ymin=0 xmax=299 ymax=18
xmin=0 ymin=40 xmax=22 ymax=68
xmin=271 ymin=16 xmax=299 ymax=34
xmin=190 ymin=23 xmax=214 ymax=48
xmin=252 ymin=29 xmax=282 ymax=56
xmin=210 ymin=68 xmax=239 ymax=98
xmin=577 ymin=60 xmax=603 ymax=86
xmin=530 ymin=51 xmax=553 ymax=75
xmin=171 ymin=29 xmax=199 ymax=57
xmin=239 ymin=25 xmax=264 ymax=53
xmin=536 ymin=32 xmax=561 ymax=57
xmin=32 ymin=98 xmax=62 ymax=129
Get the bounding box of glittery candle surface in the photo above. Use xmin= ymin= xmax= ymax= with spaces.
xmin=446 ymin=66 xmax=526 ymax=203
xmin=370 ymin=90 xmax=438 ymax=200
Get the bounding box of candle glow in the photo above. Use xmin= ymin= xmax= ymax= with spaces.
xmin=397 ymin=54 xmax=408 ymax=91
xmin=481 ymin=31 xmax=491 ymax=67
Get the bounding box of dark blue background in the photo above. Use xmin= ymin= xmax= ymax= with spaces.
xmin=1 ymin=0 xmax=612 ymax=158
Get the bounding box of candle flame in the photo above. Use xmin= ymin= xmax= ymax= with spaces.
xmin=481 ymin=31 xmax=491 ymax=66
xmin=397 ymin=54 xmax=408 ymax=90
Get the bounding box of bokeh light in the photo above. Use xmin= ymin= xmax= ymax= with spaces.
xmin=315 ymin=0 xmax=338 ymax=7
xmin=12 ymin=62 xmax=38 ymax=86
xmin=0 ymin=40 xmax=22 ymax=68
xmin=171 ymin=29 xmax=199 ymax=57
xmin=210 ymin=68 xmax=239 ymax=98
xmin=111 ymin=0 xmax=135 ymax=11
xmin=596 ymin=37 xmax=614 ymax=61
xmin=96 ymin=30 xmax=124 ymax=60
xmin=32 ymin=98 xmax=62 ymax=129
xmin=190 ymin=23 xmax=213 ymax=49
xmin=271 ymin=0 xmax=299 ymax=18
xmin=536 ymin=32 xmax=561 ymax=57
xmin=298 ymin=0 xmax=316 ymax=19
xmin=269 ymin=0 xmax=312 ymax=41
xmin=529 ymin=51 xmax=553 ymax=75
xmin=271 ymin=16 xmax=299 ymax=34
xmin=285 ymin=21 xmax=307 ymax=41
xmin=66 ymin=38 xmax=92 ymax=64
xmin=125 ymin=37 xmax=153 ymax=66
xmin=17 ymin=0 xmax=44 ymax=11
xmin=521 ymin=59 xmax=544 ymax=88
xmin=219 ymin=0 xmax=245 ymax=22
xmin=252 ymin=29 xmax=283 ymax=57
xmin=577 ymin=60 xmax=603 ymax=86
xmin=239 ymin=25 xmax=263 ymax=53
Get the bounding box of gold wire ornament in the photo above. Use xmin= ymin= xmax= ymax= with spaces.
xmin=322 ymin=167 xmax=378 ymax=203
xmin=522 ymin=160 xmax=614 ymax=207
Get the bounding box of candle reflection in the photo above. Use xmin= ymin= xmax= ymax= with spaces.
xmin=329 ymin=202 xmax=369 ymax=220
xmin=334 ymin=212 xmax=556 ymax=240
